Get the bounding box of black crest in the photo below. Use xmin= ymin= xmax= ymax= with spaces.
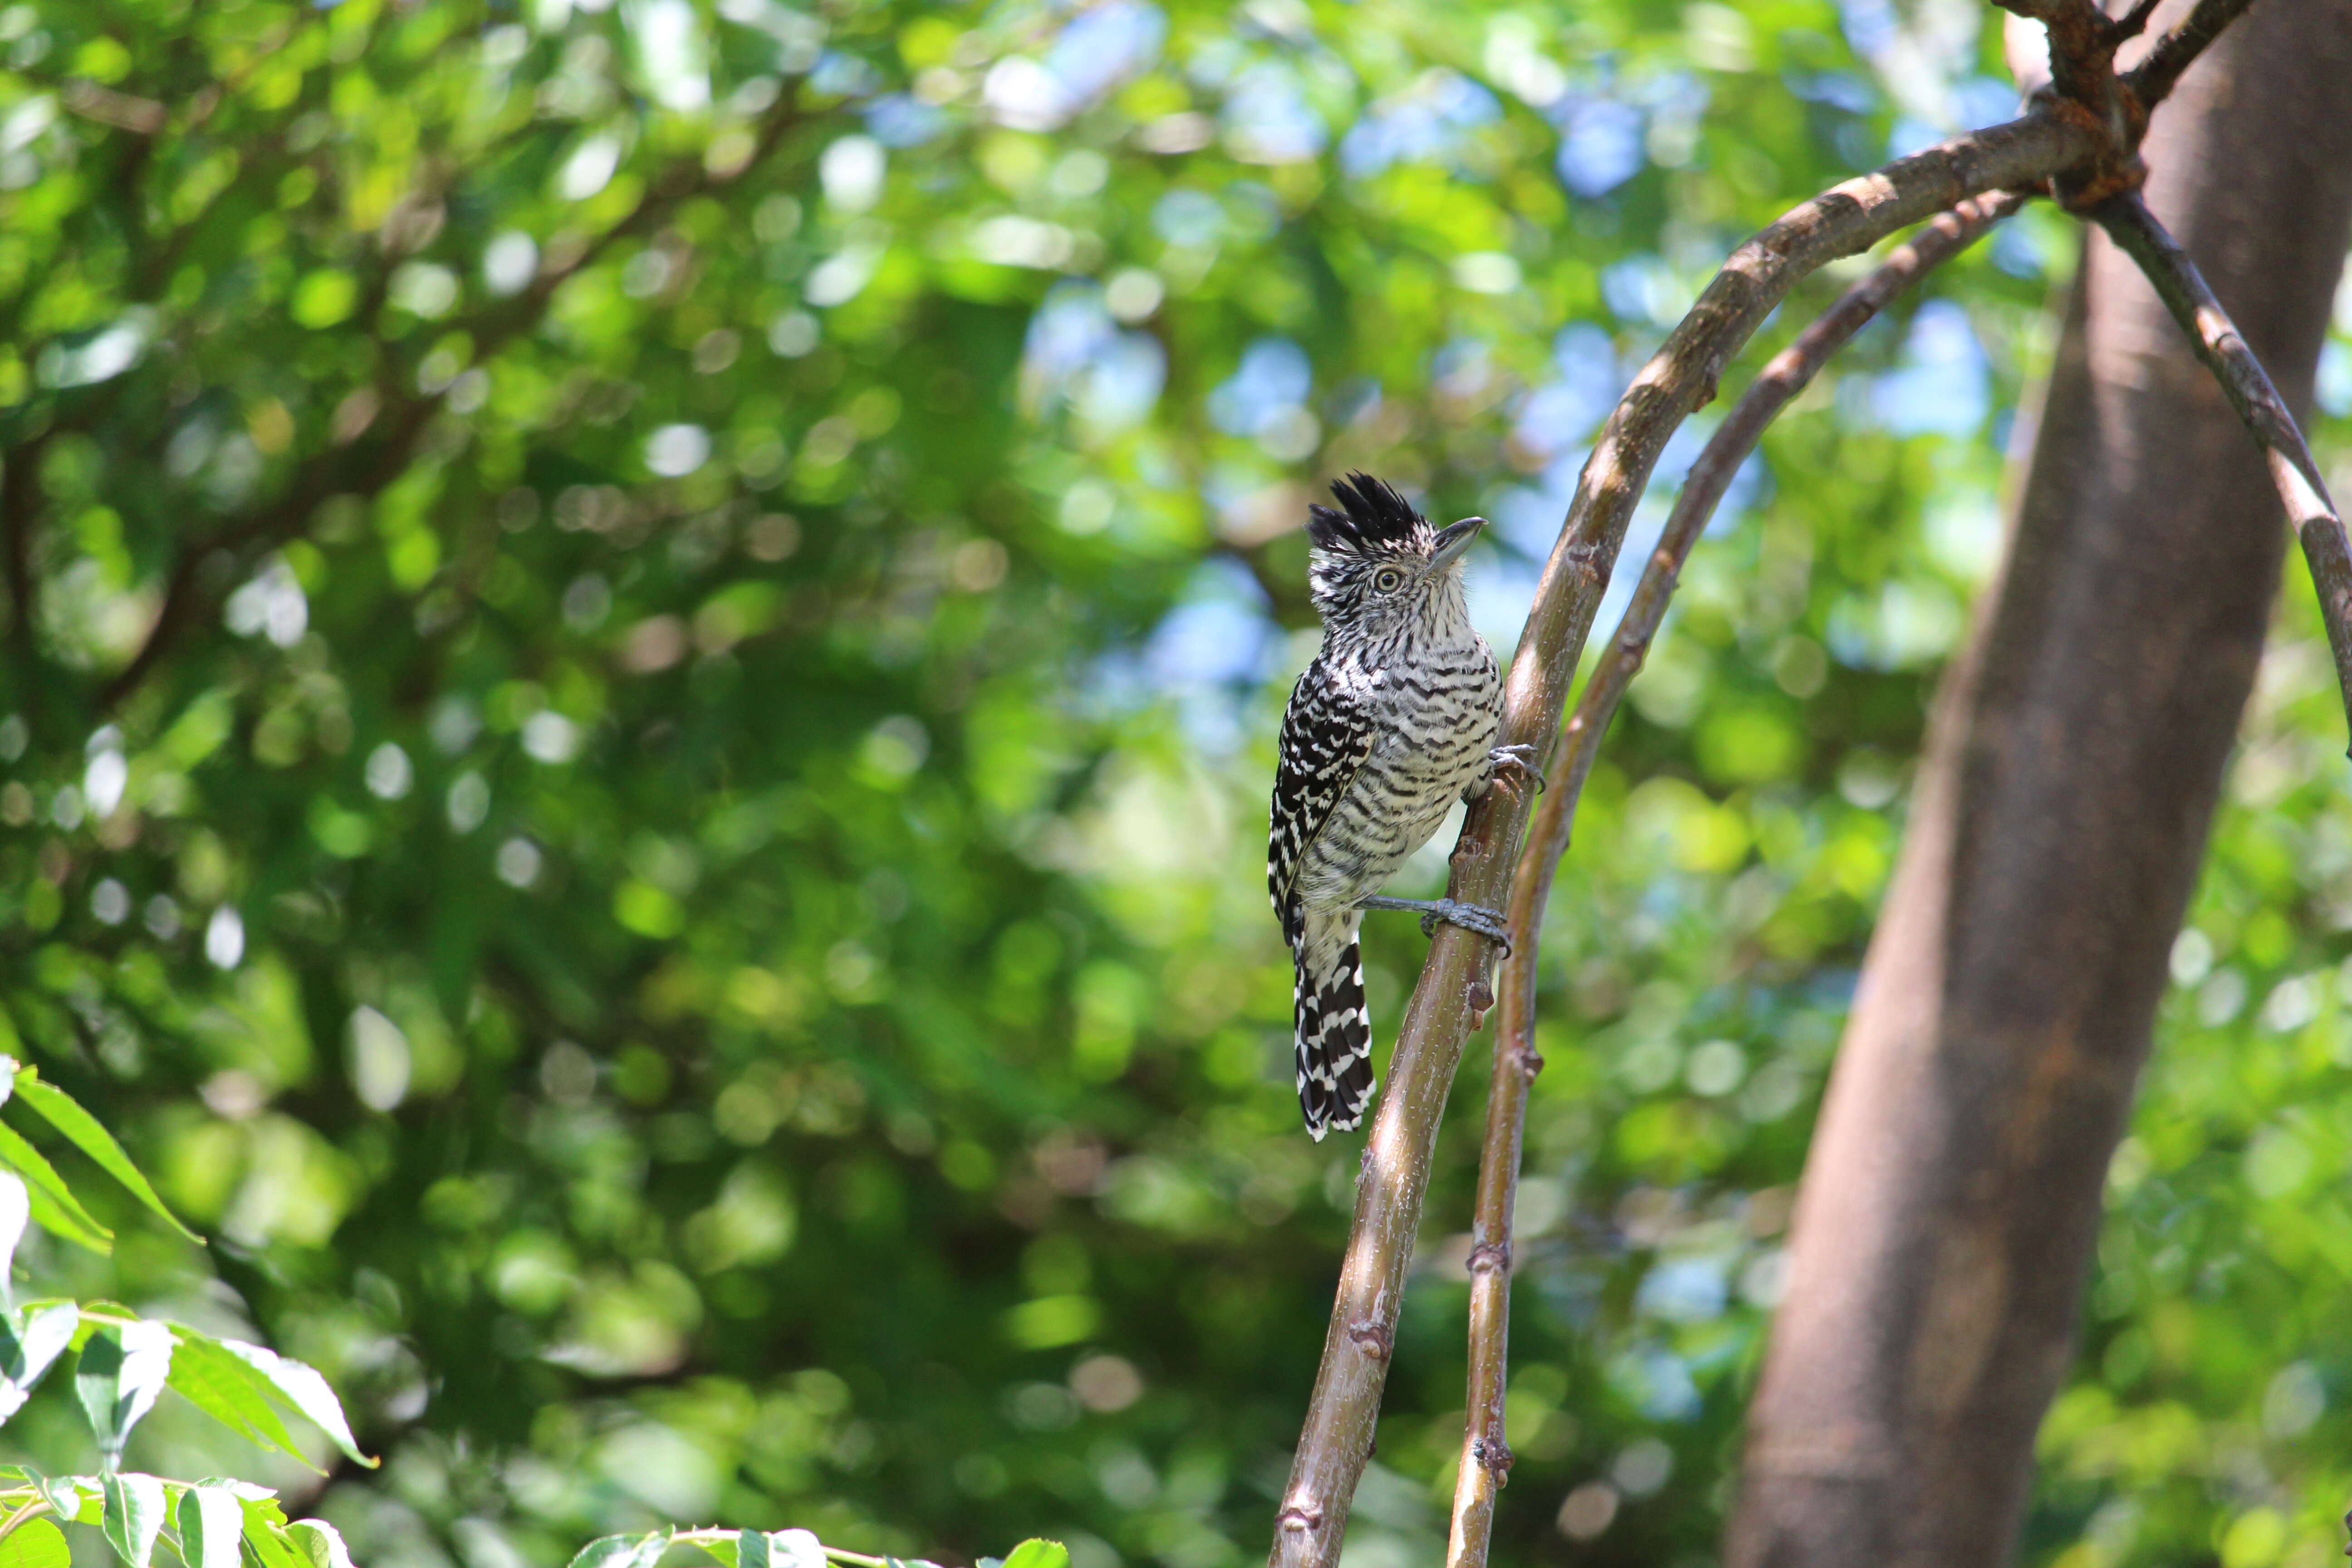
xmin=1306 ymin=473 xmax=1426 ymax=556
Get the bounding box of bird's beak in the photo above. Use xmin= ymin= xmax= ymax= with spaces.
xmin=1429 ymin=516 xmax=1487 ymax=570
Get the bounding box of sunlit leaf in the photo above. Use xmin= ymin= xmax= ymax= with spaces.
xmin=769 ymin=1534 xmax=823 ymax=1568
xmin=216 ymin=1340 xmax=375 ymax=1468
xmin=288 ymin=1519 xmax=355 ymax=1568
xmin=174 ymin=1486 xmax=244 ymax=1568
xmin=0 ymin=1172 xmax=25 ymax=1307
xmin=30 ymin=1475 xmax=98 ymax=1526
xmin=98 ymin=1473 xmax=166 ymax=1568
xmin=0 ymin=1517 xmax=69 ymax=1568
xmin=0 ymin=1125 xmax=109 ymax=1255
xmin=0 ymin=1304 xmax=79 ymax=1423
xmin=567 ymin=1532 xmax=671 ymax=1568
xmin=997 ymin=1544 xmax=1069 ymax=1568
xmin=233 ymin=1495 xmax=310 ymax=1568
xmin=8 ymin=1070 xmax=200 ymax=1243
xmin=74 ymin=1322 xmax=173 ymax=1470
xmin=164 ymin=1330 xmax=311 ymax=1470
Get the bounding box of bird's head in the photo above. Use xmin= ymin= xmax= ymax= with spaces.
xmin=1304 ymin=472 xmax=1485 ymax=638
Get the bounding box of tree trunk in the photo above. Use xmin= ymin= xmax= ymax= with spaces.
xmin=1725 ymin=5 xmax=2352 ymax=1565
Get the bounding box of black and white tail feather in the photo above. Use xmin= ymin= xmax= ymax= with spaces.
xmin=1289 ymin=914 xmax=1372 ymax=1139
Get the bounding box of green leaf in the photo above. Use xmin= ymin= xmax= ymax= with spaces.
xmin=235 ymin=1501 xmax=311 ymax=1568
xmin=287 ymin=1519 xmax=354 ymax=1568
xmin=8 ymin=1071 xmax=200 ymax=1244
xmin=0 ymin=1305 xmax=80 ymax=1422
xmin=0 ymin=1517 xmax=69 ymax=1568
xmin=691 ymin=1534 xmax=744 ymax=1568
xmin=75 ymin=1322 xmax=173 ymax=1470
xmin=0 ymin=1171 xmax=26 ymax=1308
xmin=567 ymin=1532 xmax=671 ymax=1568
xmin=164 ymin=1330 xmax=311 ymax=1470
xmin=0 ymin=1124 xmax=110 ymax=1255
xmin=998 ymin=1544 xmax=1070 ymax=1568
xmin=98 ymin=1472 xmax=166 ymax=1568
xmin=175 ymin=1486 xmax=244 ymax=1568
xmin=769 ymin=1534 xmax=823 ymax=1568
xmin=216 ymin=1341 xmax=375 ymax=1468
xmin=30 ymin=1475 xmax=98 ymax=1526
xmin=568 ymin=1536 xmax=638 ymax=1568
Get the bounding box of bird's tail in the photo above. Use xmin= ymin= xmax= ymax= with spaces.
xmin=1291 ymin=909 xmax=1373 ymax=1140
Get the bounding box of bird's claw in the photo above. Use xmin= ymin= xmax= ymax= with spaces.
xmin=1485 ymin=743 xmax=1546 ymax=794
xmin=1357 ymin=894 xmax=1515 ymax=956
xmin=1415 ymin=899 xmax=1514 ymax=957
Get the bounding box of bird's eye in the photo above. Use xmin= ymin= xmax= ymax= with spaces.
xmin=1372 ymin=567 xmax=1406 ymax=593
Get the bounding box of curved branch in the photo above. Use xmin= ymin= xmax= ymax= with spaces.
xmin=2090 ymin=189 xmax=2352 ymax=750
xmin=1266 ymin=108 xmax=2100 ymax=1568
xmin=1441 ymin=189 xmax=2027 ymax=1568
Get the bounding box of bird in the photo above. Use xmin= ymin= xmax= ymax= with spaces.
xmin=1267 ymin=473 xmax=1539 ymax=1140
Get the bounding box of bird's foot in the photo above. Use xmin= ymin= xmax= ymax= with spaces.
xmin=1355 ymin=895 xmax=1514 ymax=957
xmin=1483 ymin=743 xmax=1546 ymax=794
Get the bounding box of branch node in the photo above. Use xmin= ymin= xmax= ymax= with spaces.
xmin=1466 ymin=1240 xmax=1512 ymax=1276
xmin=1276 ymin=1502 xmax=1326 ymax=1536
xmin=1345 ymin=1319 xmax=1394 ymax=1361
xmin=1470 ymin=1436 xmax=1517 ymax=1480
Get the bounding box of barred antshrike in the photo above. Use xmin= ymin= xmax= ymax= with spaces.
xmin=1267 ymin=474 xmax=1538 ymax=1139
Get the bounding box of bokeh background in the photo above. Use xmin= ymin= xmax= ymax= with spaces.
xmin=1 ymin=0 xmax=2350 ymax=1564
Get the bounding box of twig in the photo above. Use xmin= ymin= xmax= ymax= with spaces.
xmin=1265 ymin=108 xmax=2100 ymax=1568
xmin=2111 ymin=0 xmax=2165 ymax=41
xmin=0 ymin=1495 xmax=52 ymax=1546
xmin=1440 ymin=190 xmax=2027 ymax=1568
xmin=2123 ymin=0 xmax=2262 ymax=109
xmin=2090 ymin=190 xmax=2352 ymax=754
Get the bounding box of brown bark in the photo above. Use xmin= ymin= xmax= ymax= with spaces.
xmin=1726 ymin=4 xmax=2352 ymax=1566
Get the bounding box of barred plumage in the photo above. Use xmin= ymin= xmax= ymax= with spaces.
xmin=1269 ymin=474 xmax=1510 ymax=1139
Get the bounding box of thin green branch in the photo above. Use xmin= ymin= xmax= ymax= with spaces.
xmin=0 ymin=1495 xmax=54 ymax=1546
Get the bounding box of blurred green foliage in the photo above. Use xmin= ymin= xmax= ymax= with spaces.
xmin=0 ymin=0 xmax=2347 ymax=1566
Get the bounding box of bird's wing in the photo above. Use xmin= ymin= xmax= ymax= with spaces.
xmin=1268 ymin=659 xmax=1377 ymax=934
